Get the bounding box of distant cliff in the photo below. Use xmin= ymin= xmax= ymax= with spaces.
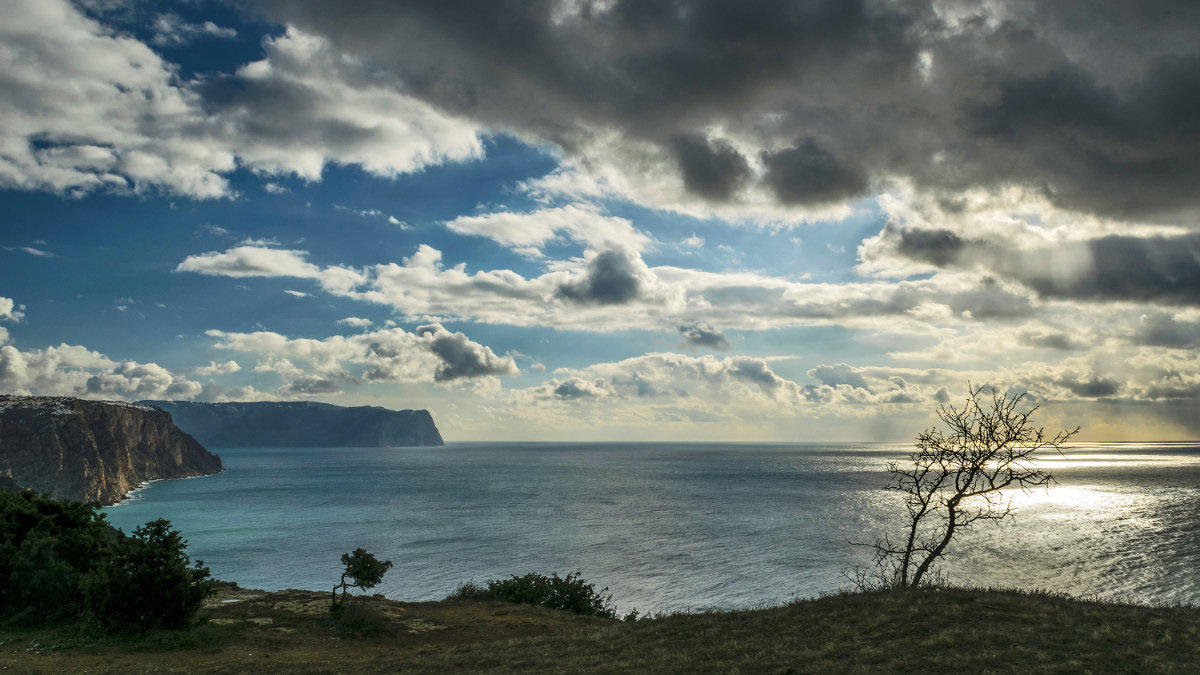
xmin=0 ymin=396 xmax=222 ymax=505
xmin=137 ymin=400 xmax=445 ymax=448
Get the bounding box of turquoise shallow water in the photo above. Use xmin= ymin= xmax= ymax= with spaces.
xmin=102 ymin=442 xmax=1200 ymax=613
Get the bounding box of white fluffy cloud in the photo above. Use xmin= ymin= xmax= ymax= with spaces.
xmin=176 ymin=246 xmax=323 ymax=279
xmin=444 ymin=204 xmax=652 ymax=257
xmin=213 ymin=27 xmax=483 ymax=180
xmin=0 ymin=342 xmax=201 ymax=400
xmin=0 ymin=3 xmax=483 ymax=198
xmin=0 ymin=297 xmax=23 ymax=322
xmin=336 ymin=317 xmax=373 ymax=328
xmin=176 ymin=243 xmax=1049 ymax=334
xmin=194 ymin=360 xmax=241 ymax=375
xmin=206 ymin=323 xmax=518 ymax=391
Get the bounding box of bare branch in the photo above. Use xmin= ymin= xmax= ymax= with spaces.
xmin=861 ymin=384 xmax=1078 ymax=589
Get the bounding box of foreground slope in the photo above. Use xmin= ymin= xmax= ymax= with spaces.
xmin=139 ymin=400 xmax=445 ymax=447
xmin=2 ymin=586 xmax=1198 ymax=673
xmin=0 ymin=395 xmax=222 ymax=505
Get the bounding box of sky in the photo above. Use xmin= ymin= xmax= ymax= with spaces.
xmin=2 ymin=0 xmax=1199 ymax=442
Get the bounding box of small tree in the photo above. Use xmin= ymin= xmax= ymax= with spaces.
xmin=865 ymin=385 xmax=1078 ymax=589
xmin=86 ymin=519 xmax=213 ymax=631
xmin=331 ymin=548 xmax=392 ymax=610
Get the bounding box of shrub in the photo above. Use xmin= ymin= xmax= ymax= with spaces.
xmin=85 ymin=519 xmax=213 ymax=631
xmin=455 ymin=572 xmax=617 ymax=619
xmin=0 ymin=491 xmax=212 ymax=631
xmin=446 ymin=580 xmax=487 ymax=600
xmin=0 ymin=490 xmax=115 ymax=623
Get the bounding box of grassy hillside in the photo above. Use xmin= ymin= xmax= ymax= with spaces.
xmin=3 ymin=584 xmax=1198 ymax=673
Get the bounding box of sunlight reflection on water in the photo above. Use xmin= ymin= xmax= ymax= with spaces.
xmin=102 ymin=442 xmax=1200 ymax=613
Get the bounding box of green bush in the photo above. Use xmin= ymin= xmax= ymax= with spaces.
xmin=85 ymin=519 xmax=213 ymax=631
xmin=452 ymin=572 xmax=617 ymax=618
xmin=0 ymin=491 xmax=211 ymax=631
xmin=0 ymin=490 xmax=114 ymax=623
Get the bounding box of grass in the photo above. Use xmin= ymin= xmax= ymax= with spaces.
xmin=3 ymin=584 xmax=1199 ymax=673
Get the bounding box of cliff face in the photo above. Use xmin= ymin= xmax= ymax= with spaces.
xmin=0 ymin=396 xmax=222 ymax=505
xmin=137 ymin=400 xmax=445 ymax=448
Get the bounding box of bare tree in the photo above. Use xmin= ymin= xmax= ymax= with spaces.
xmin=864 ymin=385 xmax=1079 ymax=589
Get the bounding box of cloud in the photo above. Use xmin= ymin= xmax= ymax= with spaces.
xmin=179 ymin=242 xmax=1050 ymax=333
xmin=5 ymin=0 xmax=1200 ymax=234
xmin=1055 ymin=372 xmax=1122 ymax=398
xmin=280 ymin=375 xmax=341 ymax=396
xmin=677 ymin=321 xmax=731 ymax=351
xmin=194 ymin=360 xmax=242 ymax=375
xmin=1131 ymin=311 xmax=1200 ymax=348
xmin=0 ymin=342 xmax=200 ymax=400
xmin=863 ymin=224 xmax=1200 ymax=306
xmin=86 ymin=361 xmax=202 ymax=400
xmin=550 ymin=378 xmax=611 ymax=401
xmin=669 ymin=133 xmax=751 ymax=202
xmin=518 ymin=352 xmax=807 ymax=405
xmin=760 ymin=137 xmax=868 ymax=205
xmin=0 ymin=297 xmax=23 ymax=322
xmin=807 ymin=363 xmax=869 ymax=390
xmin=151 ymin=14 xmax=237 ymax=45
xmin=415 ymin=323 xmax=519 ymax=381
xmin=556 ymin=249 xmax=644 ymax=305
xmin=1019 ymin=330 xmax=1084 ymax=351
xmin=198 ymin=27 xmax=484 ymax=181
xmin=444 ymin=205 xmax=651 ymax=257
xmin=0 ymin=4 xmax=482 ymax=198
xmin=176 ymin=246 xmax=323 ymax=278
xmin=176 ymin=245 xmax=365 ymax=294
xmin=5 ymin=246 xmax=55 ymax=257
xmin=337 ymin=317 xmax=373 ymax=328
xmin=246 ymin=0 xmax=1200 ymax=226
xmin=207 ymin=323 xmax=517 ymax=388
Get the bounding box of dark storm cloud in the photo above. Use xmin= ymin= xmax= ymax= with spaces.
xmin=242 ymin=0 xmax=1200 ymax=220
xmin=669 ymin=133 xmax=750 ymax=201
xmin=891 ymin=226 xmax=965 ymax=268
xmin=964 ymin=58 xmax=1200 ymax=217
xmin=1057 ymin=374 xmax=1122 ymax=399
xmin=677 ymin=321 xmax=732 ymax=351
xmin=1020 ymin=331 xmax=1082 ymax=351
xmin=415 ymin=324 xmax=519 ymax=381
xmin=1131 ymin=312 xmax=1200 ymax=348
xmin=879 ymin=227 xmax=1200 ymax=306
xmin=1020 ymin=234 xmax=1200 ymax=305
xmin=761 ymin=137 xmax=868 ymax=205
xmin=556 ymin=249 xmax=641 ymax=305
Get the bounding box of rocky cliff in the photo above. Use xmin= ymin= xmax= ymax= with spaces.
xmin=137 ymin=400 xmax=445 ymax=448
xmin=0 ymin=396 xmax=222 ymax=505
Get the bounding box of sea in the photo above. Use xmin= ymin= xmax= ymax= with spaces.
xmin=102 ymin=442 xmax=1200 ymax=614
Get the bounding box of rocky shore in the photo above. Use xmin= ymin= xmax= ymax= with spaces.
xmin=0 ymin=395 xmax=222 ymax=505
